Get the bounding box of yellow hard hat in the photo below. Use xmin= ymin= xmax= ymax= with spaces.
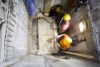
xmin=60 ymin=34 xmax=72 ymax=50
xmin=62 ymin=34 xmax=72 ymax=45
xmin=56 ymin=7 xmax=61 ymax=12
xmin=63 ymin=14 xmax=71 ymax=21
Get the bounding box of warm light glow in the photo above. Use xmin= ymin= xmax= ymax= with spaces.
xmin=79 ymin=22 xmax=84 ymax=32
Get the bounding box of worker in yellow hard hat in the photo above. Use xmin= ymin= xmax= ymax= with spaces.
xmin=58 ymin=13 xmax=71 ymax=34
xmin=49 ymin=5 xmax=63 ymax=17
xmin=56 ymin=34 xmax=72 ymax=50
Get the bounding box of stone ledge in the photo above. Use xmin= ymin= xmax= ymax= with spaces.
xmin=61 ymin=51 xmax=94 ymax=60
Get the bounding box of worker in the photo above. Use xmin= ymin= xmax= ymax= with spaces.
xmin=48 ymin=5 xmax=63 ymax=17
xmin=56 ymin=34 xmax=72 ymax=50
xmin=49 ymin=5 xmax=64 ymax=27
xmin=58 ymin=13 xmax=71 ymax=34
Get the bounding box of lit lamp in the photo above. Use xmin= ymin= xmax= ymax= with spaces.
xmin=79 ymin=22 xmax=85 ymax=32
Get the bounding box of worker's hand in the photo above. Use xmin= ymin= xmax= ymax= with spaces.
xmin=36 ymin=12 xmax=44 ymax=18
